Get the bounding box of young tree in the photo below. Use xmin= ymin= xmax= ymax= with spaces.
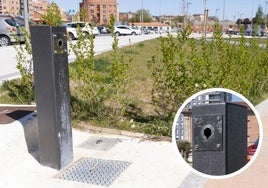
xmin=79 ymin=8 xmax=87 ymax=22
xmin=255 ymin=5 xmax=264 ymax=25
xmin=42 ymin=2 xmax=63 ymax=26
xmin=135 ymin=9 xmax=153 ymax=22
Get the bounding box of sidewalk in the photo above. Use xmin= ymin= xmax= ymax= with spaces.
xmin=0 ymin=98 xmax=267 ymax=187
xmin=0 ymin=111 xmax=192 ymax=188
xmin=203 ymin=98 xmax=268 ymax=187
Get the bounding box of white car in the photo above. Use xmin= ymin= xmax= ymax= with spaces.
xmin=66 ymin=25 xmax=78 ymax=40
xmin=114 ymin=26 xmax=141 ymax=36
xmin=65 ymin=22 xmax=99 ymax=39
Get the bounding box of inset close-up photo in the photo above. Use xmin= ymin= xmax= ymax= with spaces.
xmin=173 ymin=88 xmax=262 ymax=178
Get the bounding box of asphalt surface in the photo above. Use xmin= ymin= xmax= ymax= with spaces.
xmin=0 ymin=34 xmax=162 ymax=83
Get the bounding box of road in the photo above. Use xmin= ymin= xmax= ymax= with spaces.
xmin=0 ymin=32 xmax=247 ymax=84
xmin=0 ymin=34 xmax=162 ymax=84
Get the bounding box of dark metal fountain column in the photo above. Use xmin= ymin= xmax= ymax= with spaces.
xmin=31 ymin=26 xmax=73 ymax=170
xmin=192 ymin=103 xmax=247 ymax=175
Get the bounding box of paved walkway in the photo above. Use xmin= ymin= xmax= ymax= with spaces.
xmin=0 ymin=111 xmax=191 ymax=188
xmin=203 ymin=98 xmax=268 ymax=187
xmin=0 ymin=98 xmax=267 ymax=187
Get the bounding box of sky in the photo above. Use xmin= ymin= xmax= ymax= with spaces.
xmin=51 ymin=0 xmax=267 ymax=21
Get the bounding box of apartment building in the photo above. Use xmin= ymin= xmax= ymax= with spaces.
xmin=0 ymin=0 xmax=21 ymax=15
xmin=0 ymin=0 xmax=48 ymax=18
xmin=0 ymin=0 xmax=69 ymax=22
xmin=79 ymin=0 xmax=118 ymax=25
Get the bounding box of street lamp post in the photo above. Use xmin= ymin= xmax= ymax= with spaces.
xmin=240 ymin=13 xmax=244 ymax=26
xmin=203 ymin=0 xmax=208 ymax=39
xmin=22 ymin=0 xmax=29 ymax=33
xmin=186 ymin=2 xmax=192 ymax=21
xmin=216 ymin=8 xmax=220 ymax=20
xmin=265 ymin=1 xmax=268 ymax=28
xmin=251 ymin=0 xmax=254 ymax=35
xmin=222 ymin=0 xmax=225 ymax=21
xmin=141 ymin=0 xmax=144 ymax=25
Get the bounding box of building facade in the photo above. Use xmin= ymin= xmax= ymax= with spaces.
xmin=119 ymin=11 xmax=135 ymax=22
xmin=0 ymin=0 xmax=70 ymax=22
xmin=79 ymin=0 xmax=118 ymax=25
xmin=0 ymin=0 xmax=21 ymax=15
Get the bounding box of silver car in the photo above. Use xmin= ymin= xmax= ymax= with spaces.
xmin=0 ymin=14 xmax=25 ymax=46
xmin=65 ymin=22 xmax=99 ymax=38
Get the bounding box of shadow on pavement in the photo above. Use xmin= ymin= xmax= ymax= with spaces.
xmin=19 ymin=112 xmax=40 ymax=163
xmin=0 ymin=106 xmax=36 ymax=124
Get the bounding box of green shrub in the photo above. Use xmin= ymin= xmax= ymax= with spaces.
xmin=148 ymin=21 xmax=268 ymax=121
xmin=5 ymin=27 xmax=34 ymax=104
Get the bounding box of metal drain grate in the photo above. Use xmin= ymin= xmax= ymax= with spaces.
xmin=78 ymin=136 xmax=122 ymax=151
xmin=56 ymin=158 xmax=131 ymax=186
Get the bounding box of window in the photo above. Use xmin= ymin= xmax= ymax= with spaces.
xmin=78 ymin=23 xmax=85 ymax=27
xmin=5 ymin=18 xmax=22 ymax=27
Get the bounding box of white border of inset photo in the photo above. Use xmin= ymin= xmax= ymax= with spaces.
xmin=172 ymin=88 xmax=263 ymax=179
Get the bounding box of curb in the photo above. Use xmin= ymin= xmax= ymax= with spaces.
xmin=75 ymin=122 xmax=172 ymax=142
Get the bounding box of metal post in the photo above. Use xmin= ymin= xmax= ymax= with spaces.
xmin=203 ymin=9 xmax=208 ymax=39
xmin=202 ymin=0 xmax=207 ymax=38
xmin=265 ymin=1 xmax=268 ymax=28
xmin=186 ymin=3 xmax=192 ymax=24
xmin=182 ymin=0 xmax=186 ymax=29
xmin=240 ymin=13 xmax=244 ymax=26
xmin=215 ymin=8 xmax=220 ymax=20
xmin=30 ymin=26 xmax=73 ymax=170
xmin=23 ymin=0 xmax=29 ymax=33
xmin=192 ymin=103 xmax=247 ymax=175
xmin=251 ymin=0 xmax=254 ymax=34
xmin=141 ymin=0 xmax=144 ymax=32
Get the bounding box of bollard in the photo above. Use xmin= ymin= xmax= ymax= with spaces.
xmin=31 ymin=26 xmax=73 ymax=170
xmin=192 ymin=103 xmax=247 ymax=175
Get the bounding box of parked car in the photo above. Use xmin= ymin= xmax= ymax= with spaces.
xmin=66 ymin=25 xmax=78 ymax=40
xmin=245 ymin=30 xmax=266 ymax=37
xmin=0 ymin=14 xmax=25 ymax=46
xmin=226 ymin=29 xmax=239 ymax=35
xmin=13 ymin=15 xmax=37 ymax=27
xmin=247 ymin=137 xmax=259 ymax=162
xmin=142 ymin=28 xmax=151 ymax=35
xmin=65 ymin=22 xmax=99 ymax=39
xmin=114 ymin=25 xmax=141 ymax=36
xmin=97 ymin=26 xmax=110 ymax=34
xmin=256 ymin=31 xmax=266 ymax=37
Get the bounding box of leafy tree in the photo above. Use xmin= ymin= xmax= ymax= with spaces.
xmin=174 ymin=15 xmax=184 ymax=24
xmin=107 ymin=14 xmax=132 ymax=124
xmin=42 ymin=2 xmax=62 ymax=26
xmin=135 ymin=9 xmax=153 ymax=22
xmin=6 ymin=28 xmax=35 ymax=103
xmin=255 ymin=5 xmax=264 ymax=25
xmin=79 ymin=8 xmax=87 ymax=22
